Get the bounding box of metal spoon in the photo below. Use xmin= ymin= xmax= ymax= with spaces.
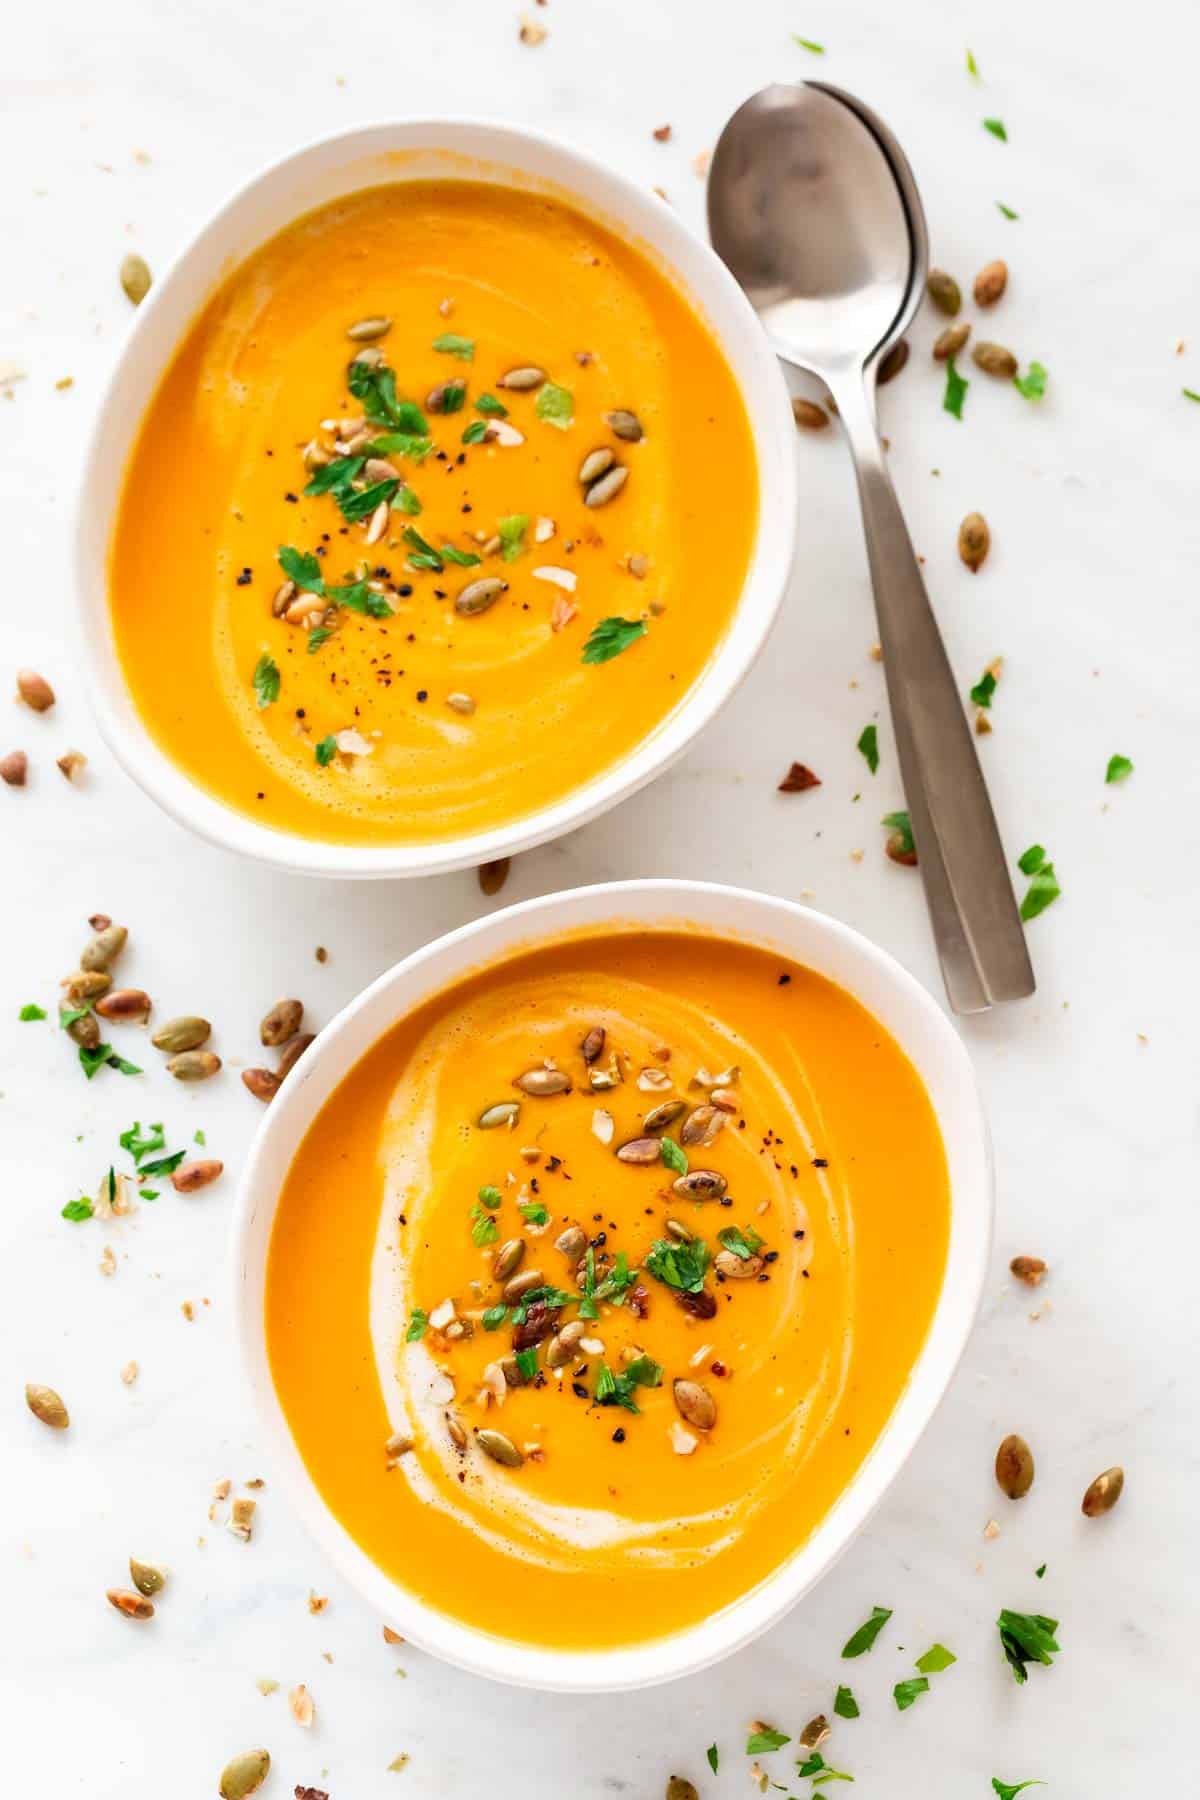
xmin=709 ymin=81 xmax=1034 ymax=1014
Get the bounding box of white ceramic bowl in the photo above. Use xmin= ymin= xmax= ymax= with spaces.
xmin=233 ymin=879 xmax=992 ymax=1691
xmin=76 ymin=120 xmax=798 ymax=878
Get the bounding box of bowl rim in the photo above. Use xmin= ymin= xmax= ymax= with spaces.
xmin=75 ymin=117 xmax=799 ymax=879
xmin=231 ymin=878 xmax=993 ymax=1691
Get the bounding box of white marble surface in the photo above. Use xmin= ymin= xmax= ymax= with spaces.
xmin=3 ymin=0 xmax=1198 ymax=1792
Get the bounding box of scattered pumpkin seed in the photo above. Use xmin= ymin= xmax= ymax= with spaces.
xmin=16 ymin=668 xmax=54 ymax=712
xmin=580 ymin=1025 xmax=606 ymax=1064
xmin=478 ymin=858 xmax=510 ymax=897
xmin=926 ymin=268 xmax=962 ymax=316
xmin=64 ymin=968 xmax=111 ymax=1002
xmin=714 ymin=1249 xmax=763 ymax=1279
xmin=455 ymin=577 xmax=507 ymax=617
xmin=973 ymin=259 xmax=1008 ymax=307
xmin=80 ymin=924 xmax=127 ymax=972
xmin=502 ymin=1268 xmax=545 ymax=1305
xmin=446 ymin=691 xmax=476 ymax=715
xmin=25 ymin=1382 xmax=69 ymax=1429
xmin=426 ymin=378 xmax=465 ymax=414
xmin=478 ymin=1101 xmax=520 ymax=1129
xmin=67 ymin=1011 xmax=102 ymax=1049
xmin=972 ymin=341 xmax=1018 ymax=378
xmin=680 ymin=1104 xmax=725 ymax=1147
xmin=242 ymin=1067 xmax=281 ymax=1103
xmin=665 ymin=1218 xmax=694 ymax=1243
xmin=958 ymin=512 xmax=990 ymax=572
xmin=1009 ymin=1254 xmax=1047 ymax=1286
xmin=616 ymin=1136 xmax=662 ymax=1165
xmin=347 ymin=315 xmax=392 ymax=342
xmin=1081 ymin=1465 xmax=1124 ymax=1517
xmin=933 ymin=322 xmax=971 ymax=361
xmin=276 ymin=1033 xmax=314 ymax=1079
xmin=555 ymin=1224 xmax=587 ymax=1262
xmin=877 ymin=339 xmax=909 ymax=385
xmin=260 ymin=997 xmax=303 ymax=1046
xmin=119 ymin=253 xmax=152 ymax=306
xmin=129 ymin=1557 xmax=166 ymax=1597
xmin=995 ymin=1432 xmax=1035 ymax=1499
xmin=579 ymin=447 xmax=615 ymax=486
xmin=584 ymin=464 xmax=629 ymax=508
xmin=672 ymin=1169 xmax=727 ymax=1201
xmin=514 ymin=1066 xmax=572 ymax=1097
xmin=167 ymin=1049 xmax=221 ymax=1082
xmin=477 ymin=1428 xmax=524 ymax=1468
xmin=546 ymin=1320 xmax=587 ymax=1367
xmin=107 ymin=1587 xmax=154 ymax=1620
xmin=171 ymin=1158 xmax=224 ymax=1193
xmin=493 ymin=1239 xmax=525 ymax=1281
xmin=219 ymin=1749 xmax=271 ymax=1800
xmin=497 ymin=366 xmax=546 ymax=391
xmin=643 ymin=1098 xmax=686 ymax=1132
xmin=95 ymin=987 xmax=151 ymax=1022
xmin=672 ymin=1378 xmax=716 ymax=1430
xmin=0 ymin=750 xmax=27 ymax=787
xmin=606 ymin=408 xmax=644 ymax=442
xmin=886 ymin=830 xmax=918 ymax=867
xmin=792 ymin=397 xmax=831 ymax=431
xmin=666 ymin=1780 xmax=698 ymax=1800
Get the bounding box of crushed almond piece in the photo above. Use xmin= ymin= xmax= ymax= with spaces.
xmin=387 ymin=1753 xmax=410 ymax=1772
xmin=653 ymin=124 xmax=672 ymax=143
xmin=99 ymin=1244 xmax=117 ymax=1277
xmin=382 ymin=1625 xmax=405 ymax=1645
xmin=229 ymin=1496 xmax=257 ymax=1542
xmin=518 ymin=16 xmax=547 ymax=44
xmin=256 ymin=1676 xmax=279 ymax=1695
xmin=120 ymin=1359 xmax=138 ymax=1385
xmin=308 ymin=1590 xmax=328 ymax=1614
xmin=289 ymin=1682 xmax=315 ymax=1728
xmin=213 ymin=1478 xmax=232 ymax=1501
xmin=983 ymin=1518 xmax=1000 ymax=1539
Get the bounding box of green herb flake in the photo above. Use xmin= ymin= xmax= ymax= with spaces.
xmin=535 ymin=382 xmax=573 ymax=430
xmin=856 ymin=724 xmax=879 ymax=774
xmin=405 ymin=1309 xmax=429 ymax=1343
xmin=997 ymin=202 xmax=1020 ymax=220
xmin=943 ymin=355 xmax=969 ymax=419
xmin=19 ymin=1003 xmax=47 ymax=1021
xmin=706 ymin=1746 xmax=719 ymax=1775
xmin=139 ymin=1188 xmax=159 ymax=1201
xmin=303 ymin=454 xmax=364 ymax=500
xmin=278 ymin=546 xmax=325 ymax=593
xmin=798 ymin=1752 xmax=854 ymax=1783
xmin=394 ymin=485 xmax=422 ymax=516
xmin=431 ymin=332 xmax=474 ymax=361
xmin=970 ymin=669 xmax=998 ymax=709
xmin=478 ymin=1185 xmax=502 ymax=1209
xmin=997 ymin=1608 xmax=1060 ymax=1684
xmin=792 ymin=35 xmax=825 ymax=52
xmin=892 ymin=1676 xmax=929 ymax=1711
xmin=1017 ymin=843 xmax=1046 ymax=875
xmin=841 ymin=1604 xmax=893 ymax=1658
xmin=659 ymin=1135 xmax=688 ymax=1175
xmin=966 ymin=47 xmax=980 ymax=77
xmin=519 ymin=1200 xmax=549 ymax=1226
xmin=61 ymin=1197 xmax=94 ymax=1222
xmin=475 ymin=393 xmax=508 ymax=417
xmin=348 ymin=362 xmax=428 ymax=433
xmin=515 ymin=1346 xmax=539 ymax=1382
xmin=644 ymin=1236 xmax=709 ymax=1294
xmin=915 ymin=1643 xmax=956 ymax=1674
xmin=481 ymin=1304 xmax=507 ymax=1330
xmin=498 ymin=514 xmax=529 ymax=563
xmin=120 ymin=1121 xmax=164 ymax=1162
xmin=717 ymin=1223 xmax=764 ymax=1260
xmin=339 ymin=476 xmax=400 ymax=522
xmin=461 ymin=420 xmax=488 ymax=445
xmin=79 ymin=1043 xmax=140 ymax=1080
xmin=469 ymin=1202 xmax=499 ymax=1247
xmin=307 ymin=628 xmax=332 ymax=654
xmin=138 ymin=1149 xmax=186 ymax=1178
xmin=992 ymin=1780 xmax=1045 ymax=1800
xmin=833 ymin=1684 xmax=859 ymax=1719
xmin=439 ymin=543 xmax=482 ymax=568
xmin=402 ymin=526 xmax=443 ymax=572
xmin=1020 ymin=861 xmax=1061 ymax=922
xmin=881 ymin=809 xmax=914 ymax=855
xmin=582 ymin=616 xmax=648 ymax=665
xmin=745 ymin=1727 xmax=790 ymax=1755
xmin=1014 ymin=361 xmax=1048 ymax=401
xmin=983 ymin=117 xmax=1008 ymax=141
xmin=370 ymin=431 xmax=433 ymax=461
xmin=315 ymin=736 xmax=337 ymax=767
xmin=252 ymin=653 xmax=281 ymax=710
xmin=1035 ymin=1563 xmax=1047 ymax=1579
xmin=1184 ymin=388 xmax=1200 ymax=403
xmin=1105 ymin=754 xmax=1133 ymax=784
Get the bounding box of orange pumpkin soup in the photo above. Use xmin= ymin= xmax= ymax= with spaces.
xmin=107 ymin=182 xmax=758 ymax=845
xmin=266 ymin=929 xmax=950 ymax=1649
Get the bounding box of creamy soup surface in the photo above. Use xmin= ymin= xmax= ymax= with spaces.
xmin=107 ymin=181 xmax=758 ymax=845
xmin=266 ymin=929 xmax=950 ymax=1648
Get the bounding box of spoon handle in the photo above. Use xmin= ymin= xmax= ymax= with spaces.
xmin=832 ymin=371 xmax=1035 ymax=1012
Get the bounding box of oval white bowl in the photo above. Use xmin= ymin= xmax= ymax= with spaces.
xmin=76 ymin=120 xmax=798 ymax=878
xmin=232 ymin=880 xmax=992 ymax=1690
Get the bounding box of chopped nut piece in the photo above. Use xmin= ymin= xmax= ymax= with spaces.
xmin=120 ymin=1359 xmax=139 ymax=1385
xmin=778 ymin=761 xmax=821 ymax=793
xmin=382 ymin=1625 xmax=405 ymax=1645
xmin=1010 ymin=1254 xmax=1047 ymax=1286
xmin=289 ymin=1683 xmax=315 ymax=1728
xmin=57 ymin=749 xmax=87 ymax=781
xmin=16 ymin=669 xmax=55 ymax=712
xmin=518 ymin=15 xmax=547 ymax=44
xmin=229 ymin=1496 xmax=257 ymax=1541
xmin=653 ymin=124 xmax=672 ymax=142
xmin=107 ymin=1587 xmax=154 ymax=1619
xmin=308 ymin=1590 xmax=328 ymax=1614
xmin=0 ymin=749 xmax=28 ymax=787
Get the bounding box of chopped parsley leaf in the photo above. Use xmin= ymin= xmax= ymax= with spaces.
xmin=1019 ymin=860 xmax=1061 ymax=922
xmin=19 ymin=1003 xmax=46 ymax=1021
xmin=997 ymin=1608 xmax=1060 ymax=1683
xmin=992 ymin=1781 xmax=1045 ymax=1800
xmin=841 ymin=1604 xmax=893 ymax=1658
xmin=402 ymin=526 xmax=443 ymax=571
xmin=315 ymin=736 xmax=337 ymax=767
xmin=797 ymin=1751 xmax=853 ymax=1782
xmin=582 ymin=616 xmax=648 ymax=664
xmin=394 ymin=485 xmax=422 ymax=515
xmin=347 ymin=361 xmax=427 ymax=433
xmin=970 ymin=669 xmax=998 ymax=708
xmin=120 ymin=1121 xmax=164 ymax=1162
xmin=478 ymin=1185 xmax=502 ymax=1209
xmin=943 ymin=356 xmax=969 ymax=419
xmin=482 ymin=1304 xmax=507 ymax=1330
xmin=1105 ymin=754 xmax=1133 ymax=784
xmin=461 ymin=420 xmax=488 ymax=445
xmin=706 ymin=1746 xmax=719 ymax=1774
xmin=966 ymin=47 xmax=980 ymax=76
xmin=983 ymin=117 xmax=1008 ymax=141
xmin=61 ymin=1197 xmax=94 ymax=1222
xmin=80 ymin=1043 xmax=140 ymax=1080
xmin=893 ymin=1676 xmax=929 ymax=1711
xmin=1018 ymin=843 xmax=1046 ymax=875
xmin=278 ymin=545 xmax=325 ymax=592
xmin=139 ymin=1188 xmax=159 ymax=1201
xmin=515 ymin=1346 xmax=539 ymax=1381
xmin=792 ymin=35 xmax=825 ymax=52
xmin=592 ymin=1250 xmax=638 ymax=1308
xmin=338 ymin=477 xmax=399 ymax=522
xmin=1035 ymin=1563 xmax=1047 ymax=1579
xmin=432 ymin=332 xmax=474 ymax=360
xmin=745 ymin=1727 xmax=790 ymax=1755
xmin=997 ymin=202 xmax=1020 ymax=220
xmin=252 ymin=653 xmax=281 ymax=709
xmin=644 ymin=1236 xmax=709 ymax=1294
xmin=329 ymin=579 xmax=393 ymax=618
xmin=659 ymin=1135 xmax=688 ymax=1175
xmin=369 ymin=431 xmax=433 ymax=461
xmin=439 ymin=544 xmax=482 ymax=567
xmin=1184 ymin=389 xmax=1200 ymax=403
xmin=519 ymin=1200 xmax=549 ymax=1226
xmin=915 ymin=1643 xmax=956 ymax=1674
xmin=535 ymin=382 xmax=573 ymax=429
xmin=717 ymin=1223 xmax=764 ymax=1260
xmin=469 ymin=1201 xmax=499 ymax=1247
xmin=475 ymin=393 xmax=508 ymax=417
xmin=138 ymin=1149 xmax=186 ymax=1178
xmin=405 ymin=1309 xmax=429 ymax=1343
xmin=303 ymin=453 xmax=364 ymax=499
xmin=1013 ymin=361 xmax=1048 ymax=401
xmin=856 ymin=724 xmax=879 ymax=774
xmin=833 ymin=1684 xmax=859 ymax=1719
xmin=881 ymin=809 xmax=914 ymax=855
xmin=307 ymin=627 xmax=332 ymax=654
xmin=498 ymin=514 xmax=529 ymax=562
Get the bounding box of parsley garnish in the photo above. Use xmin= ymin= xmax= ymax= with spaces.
xmin=315 ymin=736 xmax=337 ymax=767
xmin=370 ymin=431 xmax=433 ymax=461
xmin=498 ymin=514 xmax=529 ymax=562
xmin=339 ymin=477 xmax=399 ymax=522
xmin=992 ymin=1781 xmax=1045 ymax=1800
xmin=304 ymin=453 xmax=364 ymax=498
xmin=792 ymin=35 xmax=825 ymax=52
xmin=892 ymin=1676 xmax=929 ymax=1711
xmin=394 ymin=485 xmax=421 ymax=515
xmin=983 ymin=117 xmax=1008 ymax=141
xmin=139 ymin=1149 xmax=186 ymax=1178
xmin=997 ymin=202 xmax=1020 ymax=220
xmin=469 ymin=1200 xmax=499 ymax=1246
xmin=512 ymin=1346 xmax=537 ymax=1382
xmin=881 ymin=809 xmax=914 ymax=855
xmin=252 ymin=653 xmax=280 ymax=710
xmin=519 ymin=1200 xmax=549 ymax=1226
xmin=279 ymin=545 xmax=325 ymax=592
xmin=139 ymin=1187 xmax=159 ymax=1201
xmin=1035 ymin=1563 xmax=1047 ymax=1579
xmin=1105 ymin=754 xmax=1133 ymax=784
xmin=432 ymin=332 xmax=474 ymax=360
xmin=644 ymin=1237 xmax=709 ymax=1293
xmin=535 ymin=382 xmax=573 ymax=429
xmin=797 ymin=1752 xmax=853 ymax=1783
xmin=347 ymin=361 xmax=427 ymax=433
xmin=833 ymin=1685 xmax=859 ymax=1719
xmin=307 ymin=627 xmax=332 ymax=654
xmin=1013 ymin=361 xmax=1048 ymax=401
xmin=594 ymin=1354 xmax=661 ymax=1414
xmin=1016 ymin=845 xmax=1061 ymax=921
xmin=1017 ymin=843 xmax=1046 ymax=874
xmin=1184 ymin=388 xmax=1200 ymax=403
xmin=405 ymin=1309 xmax=429 ymax=1343
xmin=841 ymin=1605 xmax=892 ymax=1658
xmin=997 ymin=1609 xmax=1060 ymax=1683
xmin=659 ymin=1135 xmax=688 ymax=1175
xmin=915 ymin=1643 xmax=956 ymax=1674
xmin=461 ymin=420 xmax=488 ymax=445
xmin=717 ymin=1223 xmax=763 ymax=1260
xmin=966 ymin=47 xmax=980 ymax=76
xmin=19 ymin=1003 xmax=46 ymax=1021
xmin=943 ymin=356 xmax=969 ymax=419
xmin=475 ymin=393 xmax=508 ymax=417
xmin=402 ymin=526 xmax=443 ymax=571
xmin=332 ymin=580 xmax=394 ymax=618
xmin=440 ymin=544 xmax=482 ymax=567
xmin=80 ymin=1043 xmax=140 ymax=1080
xmin=856 ymin=724 xmax=879 ymax=774
xmin=61 ymin=1197 xmax=94 ymax=1222
xmin=581 ymin=617 xmax=648 ymax=664
xmin=478 ymin=1185 xmax=502 ymax=1208
xmin=746 ymin=1727 xmax=790 ymax=1755
xmin=970 ymin=668 xmax=998 ymax=708
xmin=120 ymin=1121 xmax=164 ymax=1162
xmin=482 ymin=1304 xmax=507 ymax=1330
xmin=706 ymin=1747 xmax=719 ymax=1774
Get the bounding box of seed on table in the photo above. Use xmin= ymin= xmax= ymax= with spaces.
xmin=95 ymin=988 xmax=151 ymax=1023
xmin=584 ymin=465 xmax=629 ymax=507
xmin=277 ymin=1033 xmax=314 ymax=1079
xmin=616 ymin=1136 xmax=662 ymax=1166
xmin=792 ymin=398 xmax=830 ymax=431
xmin=606 ymin=408 xmax=644 ymax=442
xmin=479 ymin=857 xmax=510 ymax=897
xmin=80 ymin=924 xmax=127 ymax=972
xmin=497 ymin=366 xmax=546 ymax=390
xmin=877 ymin=339 xmax=909 ymax=385
xmin=346 ymin=315 xmax=391 ymax=342
xmin=64 ymin=969 xmax=111 ymax=1003
xmin=151 ymin=1015 xmax=211 ymax=1054
xmin=502 ymin=1268 xmax=545 ymax=1305
xmin=995 ymin=1432 xmax=1035 ymax=1499
xmin=926 ymin=268 xmax=962 ymax=316
xmin=260 ymin=997 xmax=303 ymax=1046
xmin=514 ymin=1066 xmax=571 ymax=1097
xmin=666 ymin=1781 xmax=698 ymax=1800
xmin=555 ymin=1224 xmax=586 ymax=1262
xmin=455 ymin=577 xmax=507 ymax=618
xmin=477 ymin=1428 xmax=524 ymax=1467
xmin=933 ymin=322 xmax=971 ymax=361
xmin=67 ymin=1011 xmax=102 ymax=1049
xmin=129 ymin=1557 xmax=166 ymax=1596
xmin=1081 ymin=1465 xmax=1124 ymax=1516
xmin=171 ymin=1158 xmax=224 ymax=1194
xmin=672 ymin=1378 xmax=716 ymax=1430
xmin=25 ymin=1382 xmax=69 ymax=1429
xmin=579 ymin=447 xmax=615 ymax=486
xmin=972 ymin=341 xmax=1018 ymax=378
xmin=219 ymin=1749 xmax=271 ymax=1800
xmin=714 ymin=1249 xmax=763 ymax=1279
xmin=241 ymin=1065 xmax=280 ymax=1103
xmin=16 ymin=669 xmax=55 ymax=712
xmin=973 ymin=259 xmax=1008 ymax=307
xmin=493 ymin=1239 xmax=525 ymax=1281
xmin=107 ymin=1586 xmax=154 ymax=1619
xmin=167 ymin=1049 xmax=221 ymax=1082
xmin=478 ymin=1101 xmax=520 ymax=1129
xmin=958 ymin=512 xmax=991 ymax=572
xmin=119 ymin=253 xmax=152 ymax=306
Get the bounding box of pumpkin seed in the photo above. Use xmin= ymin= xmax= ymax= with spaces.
xmin=497 ymin=366 xmax=546 ymax=391
xmin=716 ymin=1248 xmax=764 ymax=1280
xmin=171 ymin=1159 xmax=224 ymax=1194
xmin=1081 ymin=1465 xmax=1124 ymax=1517
xmin=494 ymin=1239 xmax=525 ymax=1281
xmin=16 ymin=668 xmax=55 ymax=712
xmin=926 ymin=268 xmax=962 ymax=316
xmin=607 ymin=409 xmax=644 ymax=442
xmin=478 ymin=858 xmax=510 ymax=897
xmin=347 ymin=315 xmax=392 ymax=342
xmin=219 ymin=1749 xmax=271 ymax=1800
xmin=665 ymin=1218 xmax=694 ymax=1243
xmin=579 ymin=447 xmax=615 ymax=486
xmin=446 ymin=1413 xmax=468 ymax=1451
xmin=877 ymin=339 xmax=909 ymax=385
xmin=119 ymin=254 xmax=152 ymax=306
xmin=478 ymin=1101 xmax=520 ymax=1129
xmin=555 ymin=1224 xmax=587 ymax=1262
xmin=67 ymin=1011 xmax=101 ymax=1050
xmin=580 ymin=1025 xmax=606 ymax=1063
xmin=277 ymin=1033 xmax=314 ymax=1079
xmin=680 ymin=1104 xmax=725 ymax=1147
xmin=446 ymin=691 xmax=477 ymax=715
xmin=616 ymin=1136 xmax=662 ymax=1165
xmin=80 ymin=924 xmax=127 ymax=972
xmin=546 ymin=1319 xmax=587 ymax=1367
xmin=792 ymin=397 xmax=830 ymax=430
xmin=958 ymin=512 xmax=990 ymax=572
xmin=643 ymin=1098 xmax=686 ymax=1133
xmin=584 ymin=465 xmax=628 ymax=508
xmin=426 ymin=378 xmax=465 ymax=413
xmin=95 ymin=987 xmax=151 ymax=1022
xmin=933 ymin=322 xmax=971 ymax=361
xmin=151 ymin=1015 xmax=211 ymax=1054
xmin=672 ymin=1168 xmax=727 ymax=1202
xmin=167 ymin=1049 xmax=221 ymax=1082
xmin=477 ymin=1429 xmax=524 ymax=1468
xmin=351 ymin=345 xmax=385 ymax=369
xmin=995 ymin=1432 xmax=1035 ymax=1499
xmin=972 ymin=341 xmax=1018 ymax=379
xmin=973 ymin=259 xmax=1008 ymax=308
xmin=260 ymin=997 xmax=302 ymax=1047
xmin=513 ymin=1067 xmax=572 ymax=1097
xmin=672 ymin=1378 xmax=716 ymax=1430
xmin=666 ymin=1781 xmax=698 ymax=1800
xmin=503 ymin=1268 xmax=545 ymax=1305
xmin=63 ymin=969 xmax=110 ymax=1002
xmin=455 ymin=577 xmax=508 ymax=617
xmin=242 ymin=1067 xmax=280 ymax=1103
xmin=107 ymin=1587 xmax=154 ymax=1619
xmin=130 ymin=1557 xmax=166 ymax=1597
xmin=25 ymin=1382 xmax=69 ymax=1429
